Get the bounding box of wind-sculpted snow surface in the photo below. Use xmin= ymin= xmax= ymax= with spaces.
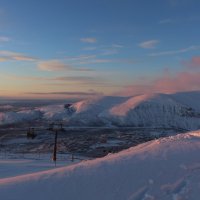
xmin=0 ymin=110 xmax=42 ymax=125
xmin=0 ymin=91 xmax=200 ymax=130
xmin=1 ymin=130 xmax=200 ymax=199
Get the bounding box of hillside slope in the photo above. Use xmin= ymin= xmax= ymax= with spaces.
xmin=1 ymin=130 xmax=200 ymax=200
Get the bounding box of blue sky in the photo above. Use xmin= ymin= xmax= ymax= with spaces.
xmin=0 ymin=0 xmax=200 ymax=98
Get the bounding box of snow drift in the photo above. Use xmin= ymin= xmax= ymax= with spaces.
xmin=1 ymin=130 xmax=200 ymax=199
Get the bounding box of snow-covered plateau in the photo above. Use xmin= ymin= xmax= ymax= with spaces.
xmin=0 ymin=91 xmax=200 ymax=130
xmin=1 ymin=130 xmax=200 ymax=199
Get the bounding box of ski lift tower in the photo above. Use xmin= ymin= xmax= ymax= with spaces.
xmin=26 ymin=121 xmax=64 ymax=167
xmin=50 ymin=122 xmax=64 ymax=166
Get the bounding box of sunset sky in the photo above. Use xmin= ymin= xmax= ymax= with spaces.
xmin=0 ymin=0 xmax=200 ymax=99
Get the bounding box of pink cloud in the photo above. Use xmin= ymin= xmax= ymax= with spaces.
xmin=117 ymin=56 xmax=200 ymax=96
xmin=153 ymin=71 xmax=200 ymax=93
xmin=117 ymin=71 xmax=200 ymax=96
xmin=183 ymin=56 xmax=200 ymax=69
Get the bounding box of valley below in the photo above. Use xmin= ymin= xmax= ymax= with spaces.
xmin=0 ymin=126 xmax=180 ymax=160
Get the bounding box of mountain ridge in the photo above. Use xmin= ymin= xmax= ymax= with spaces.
xmin=0 ymin=91 xmax=199 ymax=130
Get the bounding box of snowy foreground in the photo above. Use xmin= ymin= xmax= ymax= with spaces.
xmin=1 ymin=130 xmax=200 ymax=199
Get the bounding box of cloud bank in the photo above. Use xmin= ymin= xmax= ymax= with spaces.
xmin=37 ymin=60 xmax=93 ymax=71
xmin=0 ymin=51 xmax=36 ymax=61
xmin=139 ymin=40 xmax=159 ymax=49
xmin=80 ymin=37 xmax=97 ymax=43
xmin=27 ymin=91 xmax=103 ymax=96
xmin=118 ymin=71 xmax=200 ymax=96
xmin=117 ymin=56 xmax=200 ymax=96
xmin=149 ymin=46 xmax=200 ymax=56
xmin=0 ymin=36 xmax=10 ymax=42
xmin=183 ymin=56 xmax=200 ymax=69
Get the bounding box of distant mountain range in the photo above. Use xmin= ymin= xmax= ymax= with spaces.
xmin=0 ymin=91 xmax=200 ymax=130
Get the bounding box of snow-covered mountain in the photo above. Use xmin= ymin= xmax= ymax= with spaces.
xmin=0 ymin=91 xmax=200 ymax=130
xmin=62 ymin=91 xmax=200 ymax=129
xmin=1 ymin=130 xmax=200 ymax=200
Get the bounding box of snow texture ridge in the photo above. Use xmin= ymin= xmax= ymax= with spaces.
xmin=1 ymin=130 xmax=200 ymax=199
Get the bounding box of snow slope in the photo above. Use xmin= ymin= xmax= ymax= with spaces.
xmin=67 ymin=91 xmax=200 ymax=129
xmin=0 ymin=91 xmax=199 ymax=130
xmin=1 ymin=130 xmax=200 ymax=200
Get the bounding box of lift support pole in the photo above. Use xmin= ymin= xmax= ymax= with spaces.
xmin=52 ymin=130 xmax=58 ymax=166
